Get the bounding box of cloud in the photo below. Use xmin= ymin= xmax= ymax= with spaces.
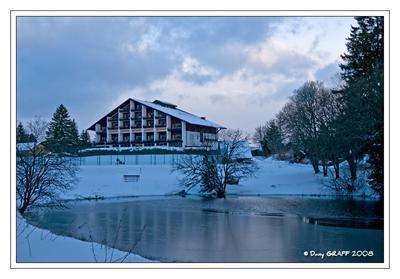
xmin=17 ymin=16 xmax=355 ymax=133
xmin=241 ymin=17 xmax=353 ymax=72
xmin=123 ymin=19 xmax=162 ymax=54
xmin=111 ymin=17 xmax=355 ymax=132
xmin=181 ymin=56 xmax=219 ymax=77
xmin=113 ymin=64 xmax=297 ymax=132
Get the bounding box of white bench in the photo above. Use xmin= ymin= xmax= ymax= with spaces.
xmin=123 ymin=174 xmax=140 ymax=182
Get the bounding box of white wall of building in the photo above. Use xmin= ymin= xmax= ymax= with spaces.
xmin=181 ymin=121 xmax=187 ymax=147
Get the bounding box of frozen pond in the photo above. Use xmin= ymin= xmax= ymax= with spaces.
xmin=23 ymin=196 xmax=384 ymax=263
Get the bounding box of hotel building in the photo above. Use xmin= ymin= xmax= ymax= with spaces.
xmin=87 ymin=98 xmax=225 ymax=148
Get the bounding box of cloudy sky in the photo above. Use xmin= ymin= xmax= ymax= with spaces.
xmin=17 ymin=16 xmax=355 ymax=134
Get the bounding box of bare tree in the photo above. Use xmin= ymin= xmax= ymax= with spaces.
xmin=278 ymin=81 xmax=341 ymax=175
xmin=27 ymin=116 xmax=48 ymax=143
xmin=16 ymin=118 xmax=77 ymax=214
xmin=173 ymin=129 xmax=258 ymax=198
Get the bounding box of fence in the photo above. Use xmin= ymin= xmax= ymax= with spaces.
xmin=75 ymin=154 xmax=188 ymax=166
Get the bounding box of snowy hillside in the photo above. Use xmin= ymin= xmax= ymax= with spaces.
xmin=61 ymin=157 xmax=337 ymax=200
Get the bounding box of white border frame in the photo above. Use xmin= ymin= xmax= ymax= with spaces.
xmin=10 ymin=10 xmax=390 ymax=269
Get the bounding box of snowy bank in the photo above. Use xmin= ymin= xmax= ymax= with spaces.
xmin=228 ymin=157 xmax=329 ymax=196
xmin=62 ymin=164 xmax=181 ymax=200
xmin=61 ymin=157 xmax=337 ymax=200
xmin=16 ymin=214 xmax=154 ymax=263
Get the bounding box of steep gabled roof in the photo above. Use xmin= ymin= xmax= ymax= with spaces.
xmin=87 ymin=98 xmax=226 ymax=131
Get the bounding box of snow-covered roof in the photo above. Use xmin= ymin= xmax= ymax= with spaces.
xmin=16 ymin=142 xmax=36 ymax=151
xmin=88 ymin=98 xmax=226 ymax=131
xmin=133 ymin=98 xmax=226 ymax=129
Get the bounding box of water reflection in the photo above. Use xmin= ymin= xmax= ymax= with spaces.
xmin=24 ymin=196 xmax=384 ymax=263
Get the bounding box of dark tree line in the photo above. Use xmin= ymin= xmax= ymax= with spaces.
xmin=16 ymin=122 xmax=36 ymax=143
xmin=17 ymin=104 xmax=92 ymax=153
xmin=253 ymin=17 xmax=384 ymax=198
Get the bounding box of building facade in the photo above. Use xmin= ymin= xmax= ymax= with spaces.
xmin=87 ymin=98 xmax=225 ymax=148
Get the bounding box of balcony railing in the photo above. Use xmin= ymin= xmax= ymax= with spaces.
xmin=96 ymin=139 xmax=183 ymax=146
xmin=171 ymin=124 xmax=182 ymax=129
xmin=118 ymin=107 xmax=129 ymax=112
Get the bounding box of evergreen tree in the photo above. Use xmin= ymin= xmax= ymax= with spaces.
xmin=16 ymin=121 xmax=36 ymax=143
xmin=16 ymin=122 xmax=27 ymax=143
xmin=79 ymin=129 xmax=91 ymax=148
xmin=265 ymin=120 xmax=284 ymax=156
xmin=253 ymin=124 xmax=270 ymax=156
xmin=338 ymin=16 xmax=384 ymax=196
xmin=45 ymin=105 xmax=79 ymax=153
xmin=69 ymin=119 xmax=80 ymax=148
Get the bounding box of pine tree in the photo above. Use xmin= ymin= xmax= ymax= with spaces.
xmin=45 ymin=105 xmax=79 ymax=153
xmin=338 ymin=16 xmax=384 ymax=196
xmin=16 ymin=121 xmax=36 ymax=143
xmin=79 ymin=129 xmax=91 ymax=148
xmin=265 ymin=120 xmax=284 ymax=156
xmin=16 ymin=122 xmax=27 ymax=143
xmin=69 ymin=119 xmax=80 ymax=149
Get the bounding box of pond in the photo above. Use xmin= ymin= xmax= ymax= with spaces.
xmin=23 ymin=196 xmax=384 ymax=263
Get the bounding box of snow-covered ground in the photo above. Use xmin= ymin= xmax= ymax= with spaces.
xmin=16 ymin=214 xmax=154 ymax=263
xmin=229 ymin=157 xmax=328 ymax=196
xmin=62 ymin=164 xmax=180 ymax=199
xmin=61 ymin=157 xmax=333 ymax=200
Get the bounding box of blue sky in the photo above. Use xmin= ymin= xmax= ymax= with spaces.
xmin=17 ymin=16 xmax=355 ymax=134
